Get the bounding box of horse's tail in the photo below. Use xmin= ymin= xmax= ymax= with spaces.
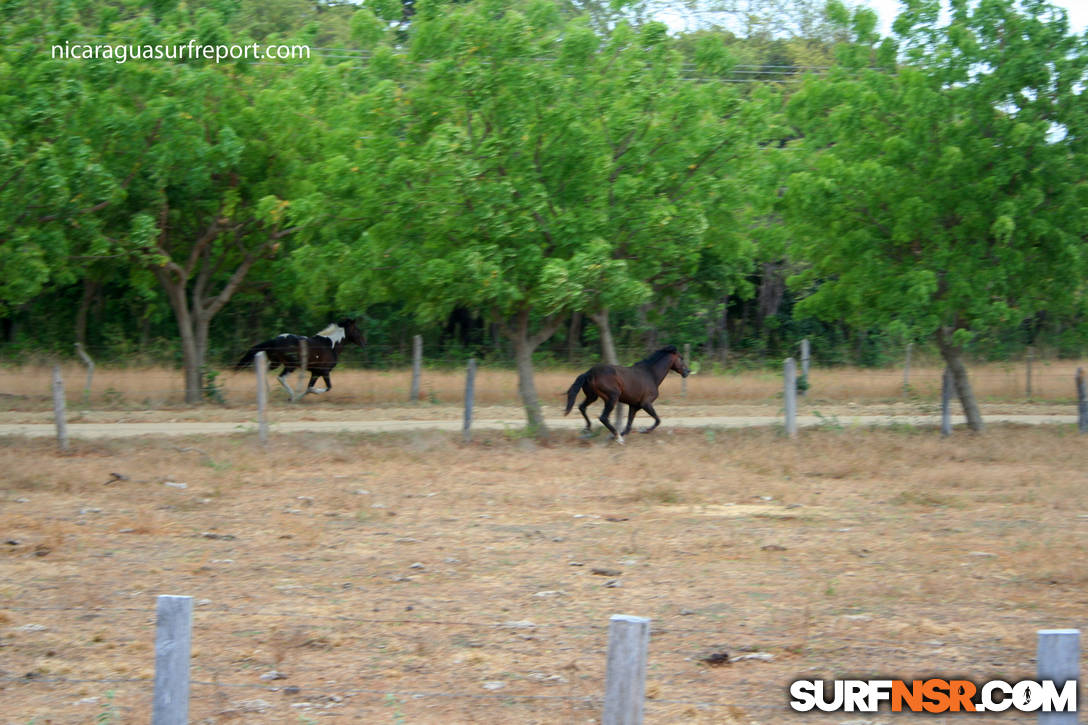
xmin=564 ymin=372 xmax=590 ymax=415
xmin=234 ymin=343 xmax=265 ymax=371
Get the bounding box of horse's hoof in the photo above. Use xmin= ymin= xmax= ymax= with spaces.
xmin=614 ymin=435 xmax=625 ymax=445
xmin=640 ymin=428 xmax=654 ymax=434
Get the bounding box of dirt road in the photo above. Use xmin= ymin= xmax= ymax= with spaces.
xmin=0 ymin=412 xmax=1077 ymax=438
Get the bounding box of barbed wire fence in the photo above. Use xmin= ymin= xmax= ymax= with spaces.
xmin=2 ymin=598 xmax=1080 ymax=723
xmin=4 ymin=338 xmax=1088 ymax=412
xmin=6 ymin=338 xmax=1088 ymax=455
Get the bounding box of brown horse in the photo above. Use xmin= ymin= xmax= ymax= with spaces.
xmin=564 ymin=345 xmax=690 ymax=444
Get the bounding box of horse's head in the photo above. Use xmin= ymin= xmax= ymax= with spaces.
xmin=667 ymin=346 xmax=690 ymax=378
xmin=337 ymin=317 xmax=366 ymax=349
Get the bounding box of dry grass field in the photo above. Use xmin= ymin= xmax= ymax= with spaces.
xmin=0 ymin=358 xmax=1083 ymax=413
xmin=3 ymin=422 xmax=1088 ymax=723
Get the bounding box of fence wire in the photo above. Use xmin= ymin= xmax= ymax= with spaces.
xmin=2 ymin=353 xmax=1087 ymax=413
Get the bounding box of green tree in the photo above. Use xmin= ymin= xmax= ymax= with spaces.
xmin=323 ymin=0 xmax=762 ymax=430
xmin=784 ymin=0 xmax=1088 ymax=430
xmin=0 ymin=2 xmax=119 ymax=320
xmin=12 ymin=2 xmax=352 ymax=400
xmin=572 ymin=22 xmax=763 ymax=364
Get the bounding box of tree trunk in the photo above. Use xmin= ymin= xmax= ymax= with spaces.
xmin=75 ymin=278 xmax=98 ymax=348
xmin=512 ymin=334 xmax=545 ymax=431
xmin=500 ymin=307 xmax=564 ymax=434
xmin=194 ymin=311 xmax=212 ymax=398
xmin=589 ymin=308 xmax=624 ymax=427
xmin=636 ymin=302 xmax=659 ymax=351
xmin=704 ymin=316 xmax=716 ymax=361
xmin=139 ymin=308 xmax=152 ymax=351
xmin=936 ymin=326 xmax=984 ymax=432
xmin=195 ymin=313 xmax=210 ymax=372
xmin=705 ymin=296 xmax=730 ymax=365
xmin=179 ymin=322 xmax=202 ymax=403
xmin=567 ymin=311 xmax=583 ymax=363
xmin=589 ymin=308 xmax=619 ymax=365
xmin=156 ymin=269 xmax=215 ymax=404
xmin=718 ymin=296 xmax=729 ymax=364
xmin=157 ymin=272 xmax=202 ymax=403
xmin=149 ymin=218 xmax=277 ymax=404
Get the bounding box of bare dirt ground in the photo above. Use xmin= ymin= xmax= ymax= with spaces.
xmin=0 ymin=400 xmax=1079 ymax=427
xmin=3 ymin=421 xmax=1087 ymax=724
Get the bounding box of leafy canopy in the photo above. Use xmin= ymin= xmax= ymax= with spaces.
xmin=785 ymin=0 xmax=1088 ymax=343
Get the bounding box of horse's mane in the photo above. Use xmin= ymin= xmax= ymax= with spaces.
xmin=636 ymin=345 xmax=678 ymax=366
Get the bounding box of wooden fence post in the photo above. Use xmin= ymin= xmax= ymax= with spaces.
xmin=152 ymin=595 xmax=193 ymax=725
xmin=52 ymin=365 xmax=69 ymax=453
xmin=1037 ymin=629 xmax=1079 ymax=725
xmin=463 ymin=358 xmax=476 ymax=443
xmin=1077 ymin=368 xmax=1087 ymax=434
xmin=783 ymin=358 xmax=798 ymax=439
xmin=255 ymin=351 xmax=268 ymax=446
xmin=941 ymin=367 xmax=952 ymax=437
xmin=75 ymin=342 xmax=95 ymax=403
xmin=602 ymin=614 xmax=651 ymax=725
xmin=410 ymin=334 xmax=422 ymax=403
xmin=800 ymin=338 xmax=810 ymax=397
xmin=903 ymin=342 xmax=912 ymax=396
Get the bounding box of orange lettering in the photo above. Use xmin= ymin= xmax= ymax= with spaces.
xmin=948 ymin=680 xmax=976 ymax=712
xmin=922 ymin=678 xmax=951 ymax=713
xmin=892 ymin=680 xmax=924 ymax=712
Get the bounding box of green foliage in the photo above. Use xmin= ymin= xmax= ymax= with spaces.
xmin=784 ymin=0 xmax=1088 ymax=348
xmin=202 ymin=367 xmax=226 ymax=404
xmin=95 ymin=690 xmax=119 ymax=725
xmin=5 ymin=0 xmax=1088 ymax=380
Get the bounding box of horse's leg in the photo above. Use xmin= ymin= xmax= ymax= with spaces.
xmin=621 ymin=404 xmax=641 ymax=436
xmin=277 ymin=370 xmax=297 ymax=401
xmin=292 ymin=372 xmax=315 ymax=399
xmin=578 ymin=390 xmax=598 ymax=432
xmin=640 ymin=402 xmax=662 ymax=433
xmin=598 ymin=394 xmax=622 ymax=443
xmin=307 ymin=372 xmax=333 ymax=395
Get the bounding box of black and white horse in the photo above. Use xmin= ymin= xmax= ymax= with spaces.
xmin=235 ymin=318 xmax=364 ymax=401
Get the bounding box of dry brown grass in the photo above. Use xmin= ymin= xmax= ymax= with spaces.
xmin=2 ymin=424 xmax=1086 ymax=722
xmin=0 ymin=358 xmax=1083 ymax=413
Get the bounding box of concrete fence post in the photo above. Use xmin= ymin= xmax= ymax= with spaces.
xmin=297 ymin=338 xmax=309 ymax=394
xmin=52 ymin=365 xmax=68 ymax=453
xmin=1026 ymin=346 xmax=1035 ymax=401
xmin=1037 ymin=629 xmax=1079 ymax=725
xmin=1076 ymin=368 xmax=1087 ymax=434
xmin=602 ymin=614 xmax=651 ymax=725
xmin=75 ymin=342 xmax=95 ymax=403
xmin=682 ymin=343 xmax=691 ymax=398
xmin=800 ymin=338 xmax=810 ymax=397
xmin=410 ymin=334 xmax=422 ymax=403
xmin=255 ymin=351 xmax=268 ymax=445
xmin=152 ymin=595 xmax=193 ymax=725
xmin=941 ymin=367 xmax=952 ymax=437
xmin=783 ymin=358 xmax=798 ymax=439
xmin=903 ymin=342 xmax=912 ymax=396
xmin=463 ymin=358 xmax=477 ymax=443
